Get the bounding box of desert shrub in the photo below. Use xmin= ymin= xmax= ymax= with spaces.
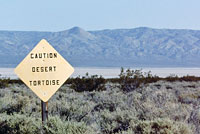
xmin=8 ymin=79 xmax=23 ymax=85
xmin=0 ymin=113 xmax=92 ymax=134
xmin=93 ymin=102 xmax=116 ymax=112
xmin=98 ymin=108 xmax=138 ymax=134
xmin=177 ymin=91 xmax=200 ymax=104
xmin=0 ymin=93 xmax=34 ymax=115
xmin=165 ymin=74 xmax=179 ymax=82
xmin=119 ymin=68 xmax=159 ymax=92
xmin=164 ymin=75 xmax=200 ymax=82
xmin=131 ymin=118 xmax=193 ymax=134
xmin=0 ymin=78 xmax=10 ymax=88
xmin=119 ymin=68 xmax=143 ymax=92
xmin=1 ymin=74 xmax=200 ymax=133
xmin=0 ymin=113 xmax=41 ymax=134
xmin=0 ymin=78 xmax=24 ymax=88
xmin=0 ymin=100 xmax=24 ymax=114
xmin=71 ymin=73 xmax=106 ymax=92
xmin=180 ymin=75 xmax=200 ymax=82
xmin=49 ymin=99 xmax=93 ymax=122
xmin=44 ymin=116 xmax=92 ymax=134
xmin=63 ymin=78 xmax=76 ymax=84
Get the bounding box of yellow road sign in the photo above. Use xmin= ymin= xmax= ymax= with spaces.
xmin=15 ymin=39 xmax=74 ymax=102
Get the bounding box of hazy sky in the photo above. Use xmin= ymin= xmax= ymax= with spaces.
xmin=0 ymin=0 xmax=199 ymax=31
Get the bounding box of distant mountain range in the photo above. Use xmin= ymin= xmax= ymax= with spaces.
xmin=0 ymin=27 xmax=200 ymax=67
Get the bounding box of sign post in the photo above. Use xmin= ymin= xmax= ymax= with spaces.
xmin=41 ymin=101 xmax=48 ymax=123
xmin=15 ymin=39 xmax=74 ymax=123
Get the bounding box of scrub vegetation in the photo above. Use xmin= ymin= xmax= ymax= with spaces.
xmin=0 ymin=69 xmax=200 ymax=134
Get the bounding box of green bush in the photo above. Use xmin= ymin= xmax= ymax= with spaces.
xmin=131 ymin=118 xmax=193 ymax=134
xmin=0 ymin=113 xmax=92 ymax=134
xmin=119 ymin=68 xmax=159 ymax=92
xmin=0 ymin=78 xmax=10 ymax=88
xmin=44 ymin=116 xmax=92 ymax=134
xmin=164 ymin=75 xmax=200 ymax=82
xmin=0 ymin=113 xmax=41 ymax=134
xmin=71 ymin=73 xmax=106 ymax=92
xmin=165 ymin=74 xmax=179 ymax=82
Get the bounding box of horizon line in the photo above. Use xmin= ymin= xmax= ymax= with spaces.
xmin=0 ymin=26 xmax=199 ymax=33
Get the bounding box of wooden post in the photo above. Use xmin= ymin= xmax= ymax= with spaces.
xmin=41 ymin=100 xmax=48 ymax=123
